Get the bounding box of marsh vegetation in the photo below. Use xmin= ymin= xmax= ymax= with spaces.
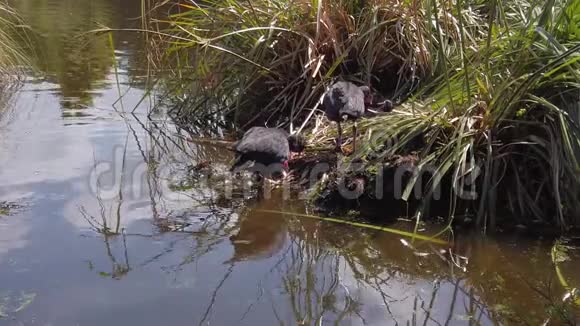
xmin=142 ymin=0 xmax=580 ymax=232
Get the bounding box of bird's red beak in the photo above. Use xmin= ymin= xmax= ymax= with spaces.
xmin=283 ymin=160 xmax=289 ymax=170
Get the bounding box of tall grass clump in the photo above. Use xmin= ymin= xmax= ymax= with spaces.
xmin=148 ymin=0 xmax=483 ymax=131
xmin=150 ymin=0 xmax=580 ymax=231
xmin=357 ymin=0 xmax=580 ymax=230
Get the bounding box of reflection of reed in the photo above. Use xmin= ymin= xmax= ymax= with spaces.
xmin=198 ymin=262 xmax=235 ymax=326
xmin=252 ymin=208 xmax=505 ymax=325
xmin=101 ymin=229 xmax=131 ymax=279
xmin=11 ymin=0 xmax=148 ymax=109
xmin=80 ymin=197 xmax=131 ymax=279
xmin=0 ymin=85 xmax=17 ymax=126
xmin=223 ymin=193 xmax=363 ymax=324
xmin=80 ymin=152 xmax=131 ymax=279
xmin=278 ymin=247 xmax=357 ymax=325
xmin=79 ymin=130 xmax=131 ymax=278
xmin=404 ymin=279 xmax=499 ymax=326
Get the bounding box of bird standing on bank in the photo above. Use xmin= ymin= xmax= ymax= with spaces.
xmin=323 ymin=81 xmax=392 ymax=154
xmin=230 ymin=127 xmax=305 ymax=179
xmin=323 ymin=81 xmax=371 ymax=154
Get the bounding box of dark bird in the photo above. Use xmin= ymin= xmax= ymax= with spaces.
xmin=230 ymin=127 xmax=306 ymax=179
xmin=323 ymin=81 xmax=370 ymax=154
xmin=323 ymin=81 xmax=393 ymax=154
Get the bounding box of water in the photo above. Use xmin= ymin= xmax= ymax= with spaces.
xmin=0 ymin=1 xmax=578 ymax=325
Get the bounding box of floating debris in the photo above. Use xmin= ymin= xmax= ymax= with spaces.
xmin=0 ymin=291 xmax=36 ymax=318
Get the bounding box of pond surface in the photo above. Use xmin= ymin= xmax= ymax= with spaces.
xmin=0 ymin=1 xmax=579 ymax=325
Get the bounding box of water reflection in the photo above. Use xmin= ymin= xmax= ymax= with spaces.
xmin=0 ymin=86 xmax=15 ymax=128
xmin=10 ymin=0 xmax=146 ymax=110
xmin=2 ymin=85 xmax=578 ymax=325
xmin=229 ymin=194 xmax=290 ymax=262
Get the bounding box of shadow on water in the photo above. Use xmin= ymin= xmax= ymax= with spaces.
xmin=0 ymin=0 xmax=578 ymax=325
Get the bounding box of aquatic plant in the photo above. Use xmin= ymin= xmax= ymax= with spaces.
xmin=148 ymin=0 xmax=580 ymax=231
xmin=547 ymin=238 xmax=580 ymax=323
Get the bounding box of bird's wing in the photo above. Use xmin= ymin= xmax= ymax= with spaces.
xmin=345 ymin=91 xmax=365 ymax=118
xmin=234 ymin=127 xmax=262 ymax=152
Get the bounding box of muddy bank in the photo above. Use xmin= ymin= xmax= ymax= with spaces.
xmin=286 ymin=149 xmax=573 ymax=236
xmin=184 ymin=133 xmax=578 ymax=236
xmin=182 ymin=144 xmax=433 ymax=215
xmin=291 ymin=151 xmax=449 ymax=215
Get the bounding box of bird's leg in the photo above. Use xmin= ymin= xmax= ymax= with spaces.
xmin=336 ymin=122 xmax=343 ymax=153
xmin=352 ymin=121 xmax=357 ymax=155
xmin=282 ymin=162 xmax=291 ymax=180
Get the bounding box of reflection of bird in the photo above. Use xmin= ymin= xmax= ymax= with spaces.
xmin=230 ymin=127 xmax=305 ymax=178
xmin=323 ymin=82 xmax=371 ymax=154
xmin=228 ymin=209 xmax=288 ymax=262
xmin=227 ymin=191 xmax=289 ymax=262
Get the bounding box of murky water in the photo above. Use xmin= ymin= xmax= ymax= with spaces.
xmin=0 ymin=1 xmax=578 ymax=325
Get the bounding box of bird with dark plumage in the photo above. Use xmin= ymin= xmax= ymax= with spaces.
xmin=230 ymin=127 xmax=306 ymax=179
xmin=323 ymin=81 xmax=392 ymax=154
xmin=323 ymin=81 xmax=372 ymax=154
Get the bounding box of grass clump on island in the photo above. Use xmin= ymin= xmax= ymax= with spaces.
xmin=147 ymin=0 xmax=580 ymax=232
xmin=147 ymin=0 xmax=472 ymax=128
